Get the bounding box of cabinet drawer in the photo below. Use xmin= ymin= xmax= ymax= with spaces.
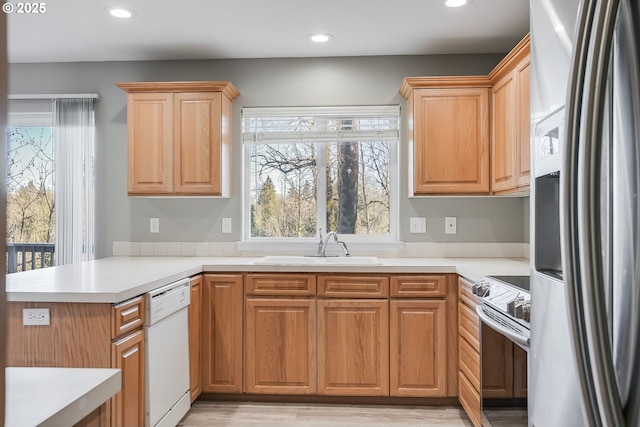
xmin=246 ymin=273 xmax=316 ymax=296
xmin=459 ymin=371 xmax=482 ymax=427
xmin=318 ymin=275 xmax=389 ymax=298
xmin=458 ymin=277 xmax=479 ymax=307
xmin=390 ymin=275 xmax=447 ymax=298
xmin=459 ymin=334 xmax=481 ymax=392
xmin=458 ymin=302 xmax=480 ymax=352
xmin=112 ymin=296 xmax=145 ymax=339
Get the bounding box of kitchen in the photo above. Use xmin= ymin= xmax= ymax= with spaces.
xmin=0 ymin=0 xmax=637 ymax=426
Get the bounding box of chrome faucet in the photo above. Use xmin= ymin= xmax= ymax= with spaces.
xmin=317 ymin=228 xmax=351 ymax=257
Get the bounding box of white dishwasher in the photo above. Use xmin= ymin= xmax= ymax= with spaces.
xmin=144 ymin=278 xmax=191 ymax=427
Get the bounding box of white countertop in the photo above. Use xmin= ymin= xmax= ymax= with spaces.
xmin=5 ymin=367 xmax=121 ymax=427
xmin=6 ymin=256 xmax=531 ymax=303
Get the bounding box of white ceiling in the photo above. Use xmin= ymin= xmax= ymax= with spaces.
xmin=7 ymin=0 xmax=530 ymax=63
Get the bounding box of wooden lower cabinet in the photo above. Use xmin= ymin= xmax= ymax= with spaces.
xmin=458 ymin=276 xmax=482 ymax=427
xmin=482 ymin=324 xmax=514 ymax=398
xmin=188 ymin=275 xmax=203 ymax=402
xmin=318 ymin=299 xmax=389 ymax=396
xmin=111 ymin=329 xmax=145 ymax=427
xmin=202 ymin=274 xmax=244 ymax=393
xmin=513 ymin=344 xmax=528 ymax=398
xmin=390 ymin=299 xmax=447 ymax=397
xmin=245 ymin=298 xmax=317 ymax=394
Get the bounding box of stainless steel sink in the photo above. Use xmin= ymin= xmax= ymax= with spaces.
xmin=254 ymin=255 xmax=381 ymax=265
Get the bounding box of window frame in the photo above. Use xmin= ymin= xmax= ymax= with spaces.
xmin=242 ymin=105 xmax=400 ymax=244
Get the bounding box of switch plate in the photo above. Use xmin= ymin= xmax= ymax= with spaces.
xmin=222 ymin=218 xmax=232 ymax=234
xmin=150 ymin=218 xmax=160 ymax=234
xmin=23 ymin=308 xmax=50 ymax=326
xmin=409 ymin=217 xmax=427 ymax=233
xmin=445 ymin=217 xmax=457 ymax=234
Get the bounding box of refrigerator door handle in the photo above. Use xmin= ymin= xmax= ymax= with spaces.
xmin=575 ymin=0 xmax=625 ymax=426
xmin=562 ymin=0 xmax=604 ymax=425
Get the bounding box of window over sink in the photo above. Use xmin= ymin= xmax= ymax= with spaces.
xmin=242 ymin=106 xmax=399 ymax=243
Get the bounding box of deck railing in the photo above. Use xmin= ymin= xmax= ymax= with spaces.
xmin=6 ymin=243 xmax=55 ymax=273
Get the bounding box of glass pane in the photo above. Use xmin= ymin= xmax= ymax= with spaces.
xmin=326 ymin=140 xmax=391 ymax=236
xmin=249 ymin=143 xmax=317 ymax=237
xmin=6 ymin=126 xmax=55 ymax=272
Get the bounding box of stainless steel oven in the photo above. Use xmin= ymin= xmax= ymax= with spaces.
xmin=474 ymin=275 xmax=530 ymax=351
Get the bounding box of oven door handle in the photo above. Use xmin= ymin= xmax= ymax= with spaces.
xmin=475 ymin=305 xmax=530 ymax=349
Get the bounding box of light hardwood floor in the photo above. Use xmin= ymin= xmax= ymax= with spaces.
xmin=178 ymin=401 xmax=475 ymax=427
xmin=179 ymin=401 xmax=528 ymax=426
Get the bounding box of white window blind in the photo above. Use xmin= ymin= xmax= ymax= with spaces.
xmin=242 ymin=105 xmax=400 ymax=144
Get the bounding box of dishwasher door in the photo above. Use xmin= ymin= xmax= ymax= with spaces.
xmin=145 ymin=279 xmax=191 ymax=427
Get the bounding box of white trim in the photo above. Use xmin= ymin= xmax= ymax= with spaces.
xmin=242 ymin=105 xmax=400 ymax=117
xmin=242 ymin=105 xmax=400 ymax=243
xmin=9 ymin=93 xmax=99 ymax=100
xmin=7 ymin=112 xmax=53 ymax=127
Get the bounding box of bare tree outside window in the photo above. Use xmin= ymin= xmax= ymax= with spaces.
xmin=6 ymin=126 xmax=55 ymax=271
xmin=246 ymin=111 xmax=395 ymax=239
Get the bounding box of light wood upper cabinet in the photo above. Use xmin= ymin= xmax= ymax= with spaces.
xmin=400 ymin=78 xmax=491 ymax=195
xmin=489 ymin=35 xmax=531 ymax=194
xmin=188 ymin=275 xmax=203 ymax=403
xmin=202 ymin=274 xmax=244 ymax=393
xmin=401 ymin=34 xmax=530 ymax=197
xmin=116 ymin=81 xmax=238 ymax=196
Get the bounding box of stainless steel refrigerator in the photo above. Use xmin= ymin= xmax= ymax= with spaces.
xmin=531 ymin=0 xmax=640 ymax=426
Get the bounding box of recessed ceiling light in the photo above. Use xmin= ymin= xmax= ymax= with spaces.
xmin=445 ymin=0 xmax=469 ymax=7
xmin=106 ymin=7 xmax=135 ymax=18
xmin=308 ymin=33 xmax=333 ymax=43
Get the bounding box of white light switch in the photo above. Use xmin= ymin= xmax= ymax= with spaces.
xmin=409 ymin=217 xmax=427 ymax=233
xmin=222 ymin=218 xmax=232 ymax=234
xmin=445 ymin=217 xmax=457 ymax=234
xmin=150 ymin=218 xmax=160 ymax=233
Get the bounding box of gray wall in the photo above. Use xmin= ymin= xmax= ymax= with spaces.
xmin=9 ymin=54 xmax=526 ymax=259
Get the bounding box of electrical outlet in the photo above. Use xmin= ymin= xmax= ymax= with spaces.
xmin=445 ymin=217 xmax=457 ymax=234
xmin=150 ymin=218 xmax=160 ymax=234
xmin=409 ymin=217 xmax=427 ymax=233
xmin=221 ymin=218 xmax=232 ymax=234
xmin=23 ymin=308 xmax=50 ymax=326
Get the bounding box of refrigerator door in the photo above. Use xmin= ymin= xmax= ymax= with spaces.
xmin=563 ymin=0 xmax=640 ymax=426
xmin=530 ymin=0 xmax=585 ymax=426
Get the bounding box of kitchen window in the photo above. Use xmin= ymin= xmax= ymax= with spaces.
xmin=242 ymin=106 xmax=399 ymax=243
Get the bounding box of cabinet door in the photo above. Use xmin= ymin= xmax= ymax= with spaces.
xmin=513 ymin=343 xmax=528 ymax=398
xmin=390 ymin=299 xmax=447 ymax=397
xmin=413 ymin=87 xmax=490 ymax=194
xmin=111 ymin=329 xmax=145 ymax=427
xmin=516 ymin=57 xmax=531 ymax=188
xmin=491 ymin=72 xmax=518 ymax=193
xmin=245 ymin=298 xmax=317 ymax=394
xmin=173 ymin=92 xmax=223 ymax=195
xmin=188 ymin=275 xmax=203 ymax=402
xmin=481 ymin=323 xmax=514 ymax=398
xmin=202 ymin=274 xmax=243 ymax=393
xmin=318 ymin=299 xmax=389 ymax=396
xmin=127 ymin=93 xmax=173 ymax=195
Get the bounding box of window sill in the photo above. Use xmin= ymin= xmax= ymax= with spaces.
xmin=236 ymin=240 xmax=405 ymax=257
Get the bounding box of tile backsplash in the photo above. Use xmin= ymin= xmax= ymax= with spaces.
xmin=113 ymin=241 xmax=529 ymax=259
